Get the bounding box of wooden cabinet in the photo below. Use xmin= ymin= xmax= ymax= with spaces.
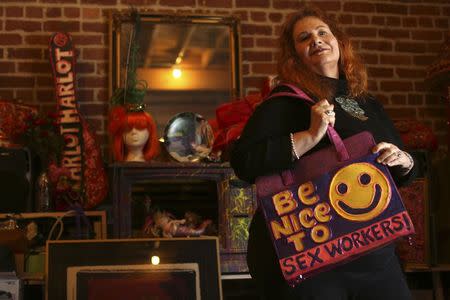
xmin=109 ymin=162 xmax=257 ymax=275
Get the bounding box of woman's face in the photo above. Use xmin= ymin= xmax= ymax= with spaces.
xmin=123 ymin=127 xmax=149 ymax=148
xmin=292 ymin=16 xmax=340 ymax=78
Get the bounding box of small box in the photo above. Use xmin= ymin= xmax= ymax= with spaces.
xmin=0 ymin=272 xmax=22 ymax=300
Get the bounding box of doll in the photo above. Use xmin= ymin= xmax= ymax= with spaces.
xmin=108 ymin=106 xmax=159 ymax=162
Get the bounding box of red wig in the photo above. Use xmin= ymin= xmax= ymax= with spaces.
xmin=108 ymin=106 xmax=160 ymax=161
xmin=277 ymin=5 xmax=368 ymax=100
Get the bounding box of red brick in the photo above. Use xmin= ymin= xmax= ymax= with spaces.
xmin=242 ymin=51 xmax=272 ymax=62
xmin=375 ymin=3 xmax=407 ymax=15
xmin=79 ymin=103 xmax=108 ymax=115
xmin=71 ymin=34 xmax=102 ymax=46
xmin=36 ymin=75 xmax=53 ymax=86
xmin=418 ymin=17 xmax=433 ymax=28
xmin=18 ymin=62 xmax=52 ymax=73
xmin=96 ymin=89 xmax=108 ymax=102
xmin=380 ymin=81 xmax=413 ymax=92
xmin=367 ymin=67 xmax=393 ymax=77
xmin=81 ymin=0 xmax=116 ymax=4
xmin=6 ymin=20 xmax=42 ymax=32
xmin=46 ymin=7 xmax=61 ymax=18
xmin=243 ymin=76 xmax=266 ymax=89
xmin=354 ymin=15 xmax=369 ymax=25
xmin=82 ymin=48 xmax=108 ymax=60
xmin=408 ymin=94 xmax=423 ymax=105
xmin=202 ymin=0 xmax=231 ymax=8
xmin=15 ymin=89 xmax=34 ymax=102
xmin=241 ymin=24 xmax=272 ymax=36
xmin=82 ymin=22 xmax=107 ymax=34
xmin=414 ymin=81 xmax=426 ymax=92
xmin=373 ymin=93 xmax=389 ymax=105
xmin=371 ymin=16 xmax=384 ymax=26
xmin=360 ymin=40 xmax=392 ymax=51
xmin=0 ymin=34 xmax=22 ymax=45
xmin=41 ymin=0 xmax=77 ymax=3
xmin=82 ymin=8 xmax=100 ymax=19
xmin=360 ymin=53 xmax=378 ymax=64
xmin=380 ymin=54 xmax=411 ymax=65
xmin=0 ymin=90 xmax=14 ymax=99
xmin=0 ymin=76 xmax=34 ymax=87
xmin=345 ymin=27 xmax=377 ymax=38
xmin=241 ymin=37 xmax=254 ymax=48
xmin=343 ymin=2 xmax=375 ymax=12
xmin=386 ymin=16 xmax=401 ymax=27
xmin=367 ymin=80 xmax=378 ymax=91
xmin=242 ymin=63 xmax=250 ymax=75
xmin=421 ymin=108 xmax=447 ymax=119
xmin=315 ymin=1 xmax=341 ymax=11
xmin=236 ymin=0 xmax=269 ymax=8
xmin=395 ymin=42 xmax=426 ymax=53
xmin=413 ymin=55 xmax=436 ymax=66
xmin=159 ymin=0 xmax=195 ymax=6
xmin=0 ymin=49 xmax=3 ymax=58
xmin=77 ymin=89 xmax=94 ymax=102
xmin=24 ymin=35 xmax=49 ymax=45
xmin=6 ymin=7 xmax=23 ymax=17
xmin=395 ymin=68 xmax=426 ymax=78
xmin=427 ymin=42 xmax=443 ymax=53
xmin=378 ymin=29 xmax=409 ymax=39
xmin=269 ymin=13 xmax=283 ymax=23
xmin=251 ymin=63 xmax=276 ymax=74
xmin=233 ymin=11 xmax=248 ymax=22
xmin=7 ymin=48 xmax=42 ymax=59
xmin=338 ymin=14 xmax=353 ymax=25
xmin=256 ymin=37 xmax=278 ymax=48
xmin=44 ymin=21 xmax=80 ymax=32
xmin=36 ymin=89 xmax=55 ymax=101
xmin=2 ymin=0 xmax=37 ymax=2
xmin=385 ymin=108 xmax=416 ymax=119
xmin=120 ymin=0 xmax=157 ymax=4
xmin=251 ymin=12 xmax=266 ymax=22
xmin=0 ymin=62 xmax=15 ymax=73
xmin=26 ymin=7 xmax=43 ymax=18
xmin=411 ymin=30 xmax=443 ymax=41
xmin=409 ymin=5 xmax=440 ymax=15
xmin=402 ymin=17 xmax=417 ymax=28
xmin=78 ymin=76 xmax=107 ymax=88
xmin=390 ymin=94 xmax=407 ymax=105
xmin=63 ymin=7 xmax=80 ymax=18
xmin=435 ymin=18 xmax=449 ymax=29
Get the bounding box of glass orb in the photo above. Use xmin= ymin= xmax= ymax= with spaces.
xmin=163 ymin=112 xmax=214 ymax=162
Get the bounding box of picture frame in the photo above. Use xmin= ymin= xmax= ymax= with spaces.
xmin=67 ymin=263 xmax=200 ymax=300
xmin=46 ymin=237 xmax=221 ymax=300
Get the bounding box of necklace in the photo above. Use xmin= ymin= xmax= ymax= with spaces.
xmin=335 ymin=96 xmax=368 ymax=121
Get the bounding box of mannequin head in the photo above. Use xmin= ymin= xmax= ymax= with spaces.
xmin=109 ymin=106 xmax=159 ymax=162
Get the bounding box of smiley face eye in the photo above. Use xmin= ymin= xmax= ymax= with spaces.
xmin=337 ymin=183 xmax=348 ymax=195
xmin=359 ymin=173 xmax=371 ymax=186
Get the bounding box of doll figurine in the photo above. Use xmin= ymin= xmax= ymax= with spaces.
xmin=109 ymin=106 xmax=160 ymax=162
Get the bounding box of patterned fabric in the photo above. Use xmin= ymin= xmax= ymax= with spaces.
xmin=335 ymin=96 xmax=368 ymax=121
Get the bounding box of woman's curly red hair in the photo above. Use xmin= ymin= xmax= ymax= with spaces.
xmin=108 ymin=106 xmax=160 ymax=161
xmin=277 ymin=5 xmax=368 ymax=100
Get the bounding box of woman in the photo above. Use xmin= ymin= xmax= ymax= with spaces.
xmin=230 ymin=5 xmax=417 ymax=300
xmin=109 ymin=106 xmax=160 ymax=162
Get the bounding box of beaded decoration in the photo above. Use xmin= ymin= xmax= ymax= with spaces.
xmin=335 ymin=96 xmax=368 ymax=121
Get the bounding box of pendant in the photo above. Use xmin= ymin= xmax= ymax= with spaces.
xmin=335 ymin=96 xmax=368 ymax=121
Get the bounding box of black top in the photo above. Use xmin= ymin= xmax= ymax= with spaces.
xmin=230 ymin=78 xmax=418 ymax=278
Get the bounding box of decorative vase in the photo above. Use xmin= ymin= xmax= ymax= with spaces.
xmin=35 ymin=171 xmax=52 ymax=211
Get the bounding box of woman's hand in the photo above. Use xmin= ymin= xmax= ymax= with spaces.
xmin=308 ymin=99 xmax=335 ymax=142
xmin=372 ymin=142 xmax=414 ymax=174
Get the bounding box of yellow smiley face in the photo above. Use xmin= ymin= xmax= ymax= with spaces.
xmin=329 ymin=162 xmax=391 ymax=221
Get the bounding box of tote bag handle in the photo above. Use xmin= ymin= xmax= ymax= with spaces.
xmin=264 ymin=83 xmax=350 ymax=186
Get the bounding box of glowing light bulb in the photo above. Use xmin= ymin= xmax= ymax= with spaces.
xmin=172 ymin=68 xmax=182 ymax=79
xmin=151 ymin=255 xmax=160 ymax=265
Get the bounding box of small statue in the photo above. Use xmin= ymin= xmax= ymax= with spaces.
xmin=144 ymin=210 xmax=213 ymax=238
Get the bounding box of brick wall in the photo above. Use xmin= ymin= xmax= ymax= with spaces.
xmin=0 ymin=0 xmax=449 ymax=151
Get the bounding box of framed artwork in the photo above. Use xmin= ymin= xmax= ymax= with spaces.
xmin=46 ymin=237 xmax=221 ymax=300
xmin=67 ymin=263 xmax=200 ymax=300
